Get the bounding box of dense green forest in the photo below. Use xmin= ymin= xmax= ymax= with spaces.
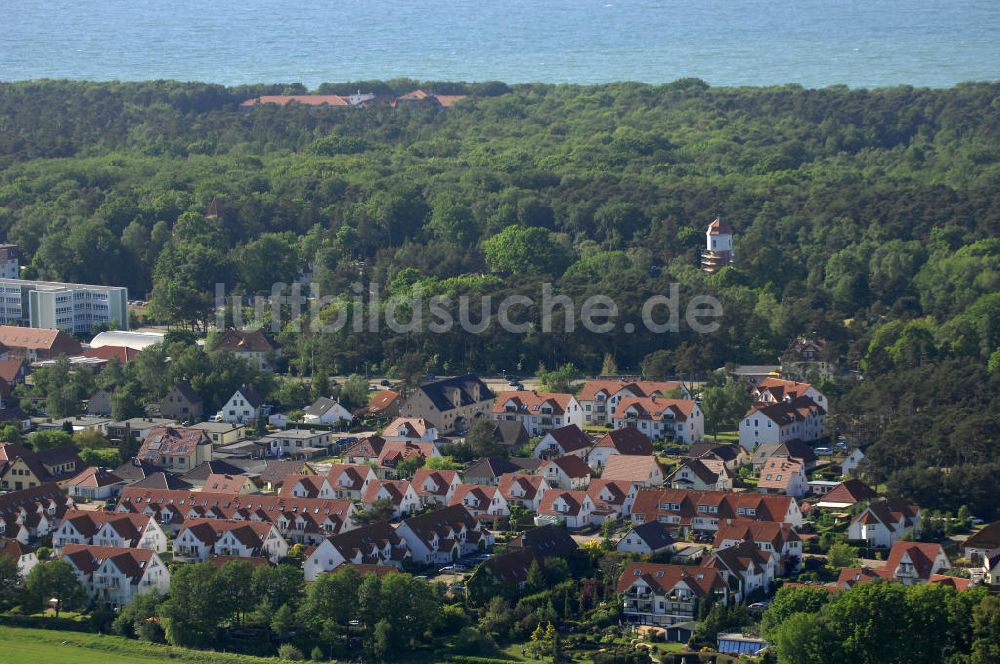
xmin=1 ymin=78 xmax=998 ymax=515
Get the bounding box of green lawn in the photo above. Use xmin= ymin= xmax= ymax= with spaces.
xmin=0 ymin=626 xmax=283 ymax=664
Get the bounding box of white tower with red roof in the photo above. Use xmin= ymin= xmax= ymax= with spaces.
xmin=701 ymin=218 xmax=735 ymax=272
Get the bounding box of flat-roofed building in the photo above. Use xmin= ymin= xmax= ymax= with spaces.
xmin=0 ymin=278 xmax=128 ymax=334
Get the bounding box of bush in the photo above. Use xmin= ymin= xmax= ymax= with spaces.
xmin=278 ymin=643 xmax=305 ymax=661
xmin=310 ymin=645 xmax=325 ymax=661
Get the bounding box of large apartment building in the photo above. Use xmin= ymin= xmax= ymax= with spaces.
xmin=0 ymin=278 xmax=128 ymax=334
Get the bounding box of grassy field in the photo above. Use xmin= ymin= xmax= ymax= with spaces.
xmin=0 ymin=626 xmax=283 ymax=664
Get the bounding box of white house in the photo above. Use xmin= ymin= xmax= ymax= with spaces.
xmin=616 ymin=521 xmax=676 ymax=555
xmin=492 ymin=391 xmax=585 ymax=437
xmin=751 ymin=377 xmax=828 ymax=414
xmin=587 ymin=479 xmax=640 ymax=520
xmin=532 ymin=424 xmax=592 ymax=460
xmin=703 ymin=541 xmax=776 ymax=602
xmin=54 ymin=510 xmax=168 ymax=553
xmin=539 ymin=455 xmax=592 ymax=490
xmin=618 ymin=562 xmax=729 ymax=627
xmin=304 ymin=521 xmax=409 ymax=581
xmin=449 ymin=484 xmax=510 ymax=518
xmin=537 ymin=489 xmax=594 ymax=529
xmin=840 ymin=448 xmax=865 ymax=477
xmin=64 ymin=466 xmax=126 ymax=501
xmin=174 ymin=518 xmax=288 ymax=563
xmin=713 ymin=520 xmax=803 ymax=575
xmin=668 ymin=458 xmax=733 ymax=491
xmin=0 ymin=538 xmax=38 ymax=576
xmin=578 ymin=379 xmax=691 ymax=426
xmin=302 ymin=397 xmax=353 ymax=425
xmin=360 ymin=479 xmax=422 ymax=519
xmin=218 ymin=384 xmax=267 ymax=425
xmin=396 ymin=505 xmax=492 ymax=564
xmin=412 ymin=468 xmax=461 ymax=507
xmin=587 ymin=427 xmax=654 ymax=470
xmin=263 ymin=429 xmax=334 ymax=459
xmin=612 ymin=397 xmax=703 ymax=444
xmin=497 ymin=473 xmax=550 ymax=511
xmin=739 ymin=396 xmax=826 ymax=451
xmin=324 ymin=464 xmax=378 ymax=500
xmin=63 ymin=544 xmax=170 ymax=607
xmin=848 ymin=498 xmax=921 ymax=549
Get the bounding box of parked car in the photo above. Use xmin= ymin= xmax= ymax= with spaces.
xmin=815 ymin=447 xmax=833 ymax=456
xmin=380 ymin=379 xmax=392 ymax=387
xmin=438 ymin=565 xmax=456 ymax=573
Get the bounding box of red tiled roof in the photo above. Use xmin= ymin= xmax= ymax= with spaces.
xmin=538 ymin=489 xmax=588 ymax=516
xmin=617 ymin=562 xmax=727 ymax=596
xmin=493 ymin=390 xmax=575 ymax=416
xmin=706 ymin=218 xmax=734 ymax=235
xmin=542 ymin=454 xmax=592 ymax=479
xmin=616 ymin=396 xmax=696 ymax=422
xmin=65 ymin=466 xmax=123 ymax=489
xmin=601 ymin=455 xmax=662 ymax=482
xmin=820 ymin=480 xmax=877 ymax=506
xmin=593 ymin=427 xmax=653 ymax=455
xmin=758 ymin=458 xmax=804 ymax=491
xmin=241 ymin=95 xmax=350 ymax=108
xmin=81 ymin=346 xmax=139 ymax=365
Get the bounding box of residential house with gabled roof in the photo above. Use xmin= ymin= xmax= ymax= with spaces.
xmin=0 ymin=445 xmax=86 ymax=491
xmin=323 ymin=463 xmax=378 ymax=500
xmin=532 ymin=424 xmax=592 ymax=460
xmin=263 ymin=429 xmax=334 ymax=460
xmin=343 ymin=435 xmax=386 ymax=464
xmin=840 ymin=448 xmax=865 ymax=477
xmin=382 ymin=417 xmax=438 ymax=443
xmin=304 ymin=521 xmax=409 ymax=581
xmin=617 ymin=521 xmax=676 ymax=555
xmin=578 ymin=379 xmax=690 ymax=426
xmin=481 ymin=419 xmax=530 ymax=448
xmin=752 ymin=377 xmax=828 ymax=413
xmin=848 ymin=498 xmax=921 ymax=548
xmin=377 ymin=440 xmax=440 ymax=478
xmin=467 ymin=547 xmax=541 ymax=599
xmin=357 ymin=389 xmax=401 ymax=419
xmin=587 ymin=427 xmax=654 ymax=469
xmin=964 ymin=521 xmax=1000 ymax=566
xmin=630 ymin=488 xmax=803 ymax=534
xmin=54 ymin=509 xmax=167 ymax=553
xmin=0 ymin=483 xmax=74 ymax=543
xmin=0 ymin=325 xmax=82 ymax=361
xmin=686 ymin=443 xmax=747 ymax=472
xmin=601 ymin=455 xmax=664 ymax=487
xmin=879 ymin=541 xmax=950 ymax=586
xmin=508 ymin=524 xmax=579 ymax=557
xmin=218 ymin=384 xmax=268 ymax=425
xmin=702 ymin=540 xmax=776 ymax=601
xmin=360 ymin=479 xmax=421 ymax=519
xmin=303 ymin=397 xmax=353 ymax=425
xmin=768 ymin=439 xmax=818 ymax=472
xmin=537 ymin=489 xmax=594 ymax=529
xmin=137 ymin=426 xmax=212 ymax=471
xmin=278 ymin=474 xmax=328 ymax=499
xmin=241 ymin=94 xmax=351 ymax=110
xmin=612 ymin=397 xmax=703 ymax=444
xmin=668 ymin=458 xmax=733 ymax=491
xmin=450 ymin=483 xmax=509 ymax=519
xmin=815 ymin=479 xmax=877 ymax=509
xmin=464 ymin=456 xmax=540 ymax=486
xmin=618 ymin=562 xmax=729 ymax=627
xmin=398 ymin=374 xmax=494 ymax=434
xmin=498 ymin=473 xmax=549 ymax=511
xmin=493 ymin=390 xmax=584 ymax=437
xmin=211 ymin=329 xmax=279 ymax=371
xmin=587 ymin=478 xmax=640 ymax=521
xmin=0 ymin=537 xmax=38 ymax=576
xmin=739 ymin=396 xmax=826 ymax=451
xmin=396 ymin=505 xmax=491 ymax=564
xmin=64 ymin=466 xmax=125 ymax=501
xmin=174 ymin=517 xmax=288 ymax=563
xmin=131 ymin=472 xmax=193 ymax=491
xmin=757 ymin=458 xmax=808 ymax=499
xmin=539 ymin=455 xmax=592 ymax=490
xmin=116 ymin=488 xmax=355 ymax=544
xmin=713 ymin=519 xmax=802 ymax=575
xmin=412 ymin=468 xmax=461 ymax=507
xmin=188 ymin=421 xmax=246 ymax=448
xmin=202 ymin=473 xmax=257 ymax=494
xmin=62 ymin=544 xmax=169 ymax=607
xmin=180 ymin=459 xmax=248 ymax=487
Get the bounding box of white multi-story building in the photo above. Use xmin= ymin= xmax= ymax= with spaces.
xmin=0 ymin=278 xmax=128 ymax=334
xmin=63 ymin=544 xmax=170 ymax=607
